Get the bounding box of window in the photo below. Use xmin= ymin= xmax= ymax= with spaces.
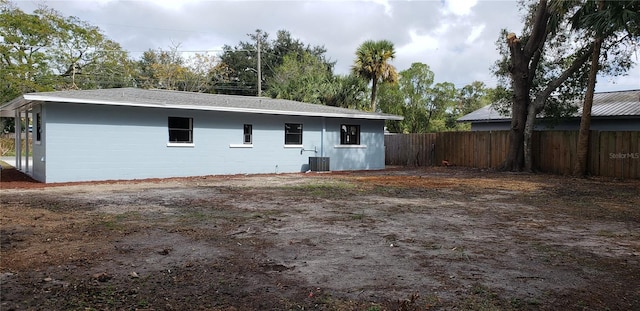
xmin=244 ymin=124 xmax=252 ymax=144
xmin=340 ymin=124 xmax=360 ymax=145
xmin=168 ymin=117 xmax=193 ymax=143
xmin=284 ymin=123 xmax=302 ymax=145
xmin=35 ymin=113 xmax=42 ymax=142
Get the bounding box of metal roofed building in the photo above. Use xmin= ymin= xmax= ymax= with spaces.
xmin=0 ymin=88 xmax=403 ymax=183
xmin=458 ymin=89 xmax=640 ymax=131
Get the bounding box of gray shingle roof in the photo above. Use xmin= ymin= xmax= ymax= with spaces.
xmin=1 ymin=87 xmax=403 ymax=120
xmin=458 ymin=89 xmax=640 ymax=122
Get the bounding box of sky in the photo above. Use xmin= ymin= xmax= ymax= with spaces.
xmin=13 ymin=0 xmax=640 ymax=92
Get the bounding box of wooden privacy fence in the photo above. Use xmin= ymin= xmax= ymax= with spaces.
xmin=384 ymin=131 xmax=639 ymax=179
xmin=384 ymin=133 xmax=437 ymax=166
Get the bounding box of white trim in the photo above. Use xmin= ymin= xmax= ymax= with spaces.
xmin=167 ymin=142 xmax=195 ymax=147
xmin=230 ymin=144 xmax=253 ymax=148
xmin=284 ymin=144 xmax=304 ymax=148
xmin=334 ymin=145 xmax=367 ymax=149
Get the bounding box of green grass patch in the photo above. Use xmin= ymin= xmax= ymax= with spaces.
xmin=350 ymin=211 xmax=365 ymax=221
xmin=97 ymin=213 xmax=137 ymax=231
xmin=459 ymin=284 xmax=510 ymax=311
xmin=282 ymin=181 xmax=359 ymax=198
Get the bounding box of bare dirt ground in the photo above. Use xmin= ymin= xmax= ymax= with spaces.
xmin=1 ymin=166 xmax=639 ymax=310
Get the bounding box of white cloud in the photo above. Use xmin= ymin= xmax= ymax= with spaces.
xmin=365 ymin=0 xmax=393 ymax=16
xmin=442 ymin=0 xmax=478 ymax=16
xmin=397 ymin=29 xmax=439 ymax=56
xmin=465 ymin=24 xmax=485 ymax=45
xmin=143 ymin=0 xmax=201 ymax=11
xmin=10 ymin=0 xmax=637 ymax=92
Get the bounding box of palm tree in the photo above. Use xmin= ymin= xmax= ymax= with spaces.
xmin=351 ymin=40 xmax=398 ymax=112
xmin=571 ymin=0 xmax=640 ymax=176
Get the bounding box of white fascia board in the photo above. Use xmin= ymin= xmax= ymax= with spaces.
xmin=23 ymin=94 xmax=404 ymax=121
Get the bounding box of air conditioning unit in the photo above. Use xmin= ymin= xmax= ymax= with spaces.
xmin=309 ymin=157 xmax=330 ymax=172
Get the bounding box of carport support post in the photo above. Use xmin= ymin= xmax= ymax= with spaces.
xmin=14 ymin=110 xmax=21 ymax=170
xmin=25 ymin=111 xmax=29 ymax=173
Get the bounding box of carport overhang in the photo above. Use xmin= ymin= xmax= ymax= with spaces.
xmin=0 ymin=94 xmax=42 ymax=117
xmin=1 ymin=95 xmax=36 ymax=175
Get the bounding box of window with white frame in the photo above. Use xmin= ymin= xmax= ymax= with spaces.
xmin=244 ymin=124 xmax=252 ymax=144
xmin=340 ymin=124 xmax=360 ymax=145
xmin=168 ymin=117 xmax=193 ymax=143
xmin=284 ymin=123 xmax=302 ymax=145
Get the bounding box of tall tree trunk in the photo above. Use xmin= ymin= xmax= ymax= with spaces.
xmin=502 ymin=86 xmax=528 ymax=171
xmin=523 ymin=103 xmax=539 ymax=172
xmin=574 ymin=2 xmax=604 ymax=176
xmin=501 ymin=33 xmax=532 ymax=171
xmin=525 ymin=27 xmax=596 ymax=174
xmin=370 ymin=77 xmax=378 ymax=112
xmin=501 ymin=0 xmax=550 ymax=171
xmin=522 ymin=46 xmax=593 ymax=172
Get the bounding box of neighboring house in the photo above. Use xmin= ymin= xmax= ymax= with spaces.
xmin=0 ymin=88 xmax=402 ymax=183
xmin=458 ymin=89 xmax=640 ymax=131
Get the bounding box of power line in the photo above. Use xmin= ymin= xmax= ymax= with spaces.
xmin=0 ymin=43 xmax=254 ymax=54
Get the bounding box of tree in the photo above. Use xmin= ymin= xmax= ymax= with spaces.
xmin=187 ymin=52 xmax=226 ymax=92
xmin=458 ymin=82 xmax=489 ymax=115
xmin=134 ymin=44 xmax=225 ymax=92
xmin=494 ymin=0 xmax=594 ymax=171
xmin=494 ymin=0 xmax=638 ymax=172
xmin=397 ymin=62 xmax=434 ymax=133
xmin=321 ymin=74 xmax=369 ymax=110
xmin=426 ymin=82 xmax=458 ymax=132
xmin=378 ymin=63 xmax=433 ymax=133
xmin=450 ymin=81 xmax=490 ymax=130
xmin=265 ymin=51 xmax=333 ymax=104
xmin=215 ymin=29 xmax=332 ymax=96
xmin=77 ymin=39 xmax=134 ymax=89
xmin=213 ymin=30 xmax=266 ymax=95
xmin=351 ymin=40 xmax=398 ymax=112
xmin=1 ymin=1 xmax=133 ymax=131
xmin=0 ymin=1 xmax=132 ymax=96
xmin=377 ymin=63 xmax=463 ymax=133
xmin=377 ymin=81 xmax=405 ymax=133
xmin=572 ymin=0 xmax=640 ymax=176
xmin=38 ymin=6 xmax=132 ymax=89
xmin=0 ymin=2 xmax=57 ymax=102
xmin=136 ymin=46 xmax=188 ymax=91
xmin=265 ymin=51 xmax=369 ymax=110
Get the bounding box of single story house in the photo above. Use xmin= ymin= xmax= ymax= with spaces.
xmin=0 ymin=88 xmax=403 ymax=183
xmin=458 ymin=89 xmax=640 ymax=131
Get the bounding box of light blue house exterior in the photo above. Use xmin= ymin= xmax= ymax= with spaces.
xmin=0 ymin=88 xmax=402 ymax=183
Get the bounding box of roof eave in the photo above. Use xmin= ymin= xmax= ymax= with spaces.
xmin=13 ymin=94 xmax=404 ymax=121
xmin=0 ymin=95 xmax=29 ymax=117
xmin=457 ymin=118 xmax=510 ymax=123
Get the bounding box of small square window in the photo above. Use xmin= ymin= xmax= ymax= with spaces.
xmin=244 ymin=124 xmax=252 ymax=144
xmin=285 ymin=123 xmax=302 ymax=145
xmin=340 ymin=124 xmax=360 ymax=145
xmin=168 ymin=117 xmax=193 ymax=143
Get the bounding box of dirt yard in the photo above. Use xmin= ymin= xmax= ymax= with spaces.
xmin=1 ymin=166 xmax=639 ymax=310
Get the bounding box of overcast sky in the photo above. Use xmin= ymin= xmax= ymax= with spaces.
xmin=15 ymin=0 xmax=640 ymax=92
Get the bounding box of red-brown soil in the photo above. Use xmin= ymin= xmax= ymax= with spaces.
xmin=1 ymin=166 xmax=639 ymax=310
